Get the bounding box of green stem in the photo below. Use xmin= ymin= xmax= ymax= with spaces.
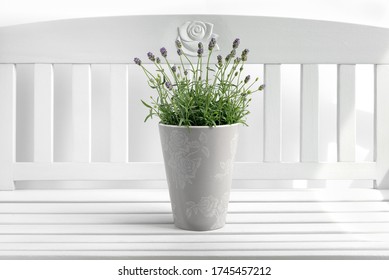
xmin=205 ymin=49 xmax=213 ymax=85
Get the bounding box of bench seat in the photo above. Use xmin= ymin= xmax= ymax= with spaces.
xmin=1 ymin=188 xmax=389 ymax=259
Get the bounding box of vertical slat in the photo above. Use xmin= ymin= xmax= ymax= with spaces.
xmin=337 ymin=64 xmax=356 ymax=162
xmin=0 ymin=64 xmax=16 ymax=190
xmin=375 ymin=65 xmax=389 ymax=188
xmin=300 ymin=64 xmax=319 ymax=162
xmin=72 ymin=65 xmax=91 ymax=162
xmin=264 ymin=64 xmax=281 ymax=162
xmin=110 ymin=64 xmax=128 ymax=162
xmin=34 ymin=64 xmax=53 ymax=162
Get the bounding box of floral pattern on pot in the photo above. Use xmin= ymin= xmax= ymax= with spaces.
xmin=215 ymin=133 xmax=239 ymax=179
xmin=185 ymin=192 xmax=230 ymax=230
xmin=165 ymin=130 xmax=209 ymax=189
xmin=177 ymin=21 xmax=220 ymax=57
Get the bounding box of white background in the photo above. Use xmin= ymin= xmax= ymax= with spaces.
xmin=0 ymin=0 xmax=389 ymax=28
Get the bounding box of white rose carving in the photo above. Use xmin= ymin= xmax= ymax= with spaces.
xmin=177 ymin=21 xmax=219 ymax=57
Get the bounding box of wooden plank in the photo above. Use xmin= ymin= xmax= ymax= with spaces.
xmin=0 ymin=201 xmax=387 ymax=214
xmin=13 ymin=162 xmax=376 ymax=181
xmin=337 ymin=64 xmax=356 ymax=162
xmin=1 ymin=250 xmax=389 ymax=259
xmin=34 ymin=64 xmax=53 ymax=162
xmin=1 ymin=223 xmax=389 ymax=234
xmin=264 ymin=64 xmax=282 ymax=162
xmin=2 ymin=233 xmax=389 ymax=243
xmin=1 ymin=188 xmax=388 ymax=203
xmin=3 ymin=241 xmax=389 ymax=251
xmin=72 ymin=64 xmax=91 ymax=162
xmin=0 ymin=202 xmax=171 ymax=214
xmin=0 ymin=64 xmax=16 ymax=190
xmin=1 ymin=201 xmax=389 ymax=214
xmin=2 ymin=16 xmax=389 ymax=64
xmin=300 ymin=64 xmax=319 ymax=162
xmin=110 ymin=64 xmax=128 ymax=162
xmin=3 ymin=212 xmax=389 ymax=224
xmin=375 ymin=65 xmax=389 ymax=188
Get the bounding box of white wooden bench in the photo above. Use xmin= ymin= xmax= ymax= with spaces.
xmin=1 ymin=15 xmax=389 ymax=259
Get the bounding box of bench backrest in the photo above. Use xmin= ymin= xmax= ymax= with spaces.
xmin=1 ymin=15 xmax=389 ymax=190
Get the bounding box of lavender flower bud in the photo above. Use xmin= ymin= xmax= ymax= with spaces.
xmin=234 ymin=57 xmax=241 ymax=64
xmin=244 ymin=75 xmax=251 ymax=83
xmin=233 ymin=38 xmax=240 ymax=49
xmin=197 ymin=47 xmax=204 ymax=57
xmin=165 ymin=81 xmax=173 ymax=90
xmin=171 ymin=65 xmax=177 ymax=73
xmin=208 ymin=37 xmax=216 ymax=51
xmin=175 ymin=39 xmax=182 ymax=49
xmin=134 ymin=58 xmax=142 ymax=66
xmin=230 ymin=49 xmax=236 ymax=58
xmin=177 ymin=49 xmax=183 ymax=56
xmin=156 ymin=57 xmax=161 ymax=64
xmin=241 ymin=48 xmax=249 ymax=61
xmin=225 ymin=54 xmax=231 ymax=62
xmin=198 ymin=42 xmax=203 ymax=49
xmin=160 ymin=47 xmax=167 ymax=58
xmin=217 ymin=55 xmax=223 ymax=66
xmin=147 ymin=52 xmax=155 ymax=62
xmin=184 ymin=70 xmax=188 ymax=76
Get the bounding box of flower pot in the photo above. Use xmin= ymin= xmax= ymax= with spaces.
xmin=159 ymin=123 xmax=239 ymax=231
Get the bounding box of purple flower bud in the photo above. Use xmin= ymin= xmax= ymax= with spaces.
xmin=160 ymin=47 xmax=167 ymax=58
xmin=233 ymin=38 xmax=240 ymax=49
xmin=165 ymin=81 xmax=173 ymax=90
xmin=156 ymin=57 xmax=161 ymax=64
xmin=244 ymin=75 xmax=251 ymax=83
xmin=198 ymin=42 xmax=203 ymax=49
xmin=208 ymin=37 xmax=216 ymax=51
xmin=134 ymin=58 xmax=142 ymax=66
xmin=241 ymin=49 xmax=249 ymax=62
xmin=217 ymin=55 xmax=223 ymax=67
xmin=225 ymin=54 xmax=231 ymax=62
xmin=175 ymin=39 xmax=182 ymax=49
xmin=197 ymin=48 xmax=204 ymax=57
xmin=171 ymin=65 xmax=177 ymax=73
xmin=230 ymin=49 xmax=236 ymax=57
xmin=242 ymin=48 xmax=249 ymax=55
xmin=147 ymin=52 xmax=155 ymax=62
xmin=177 ymin=49 xmax=183 ymax=56
xmin=234 ymin=57 xmax=241 ymax=64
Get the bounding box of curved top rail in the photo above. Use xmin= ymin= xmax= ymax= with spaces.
xmin=1 ymin=15 xmax=389 ymax=63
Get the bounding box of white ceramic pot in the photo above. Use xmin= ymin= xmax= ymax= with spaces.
xmin=159 ymin=123 xmax=239 ymax=231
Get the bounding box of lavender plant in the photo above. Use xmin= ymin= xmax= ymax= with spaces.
xmin=134 ymin=38 xmax=264 ymax=127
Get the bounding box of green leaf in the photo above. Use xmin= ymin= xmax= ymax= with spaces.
xmin=144 ymin=113 xmax=152 ymax=123
xmin=141 ymin=100 xmax=152 ymax=109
